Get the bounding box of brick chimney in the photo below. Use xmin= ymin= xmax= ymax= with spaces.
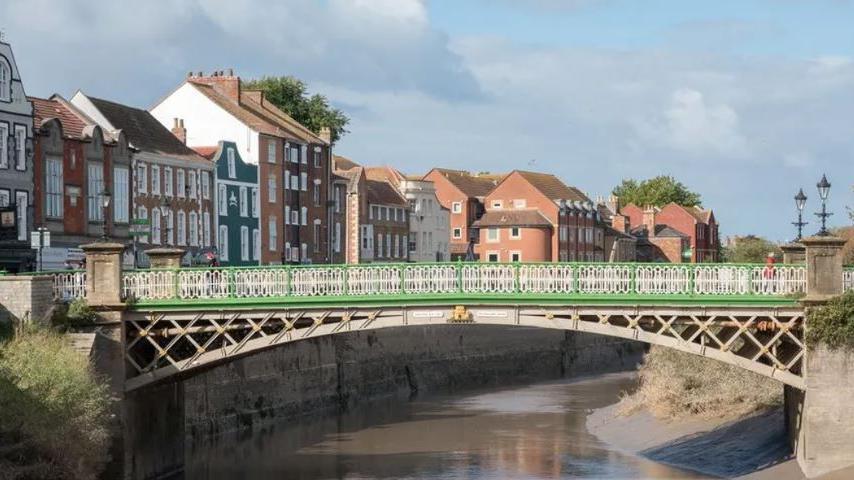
xmin=606 ymin=195 xmax=619 ymax=215
xmin=188 ymin=69 xmax=241 ymax=101
xmin=318 ymin=126 xmax=332 ymax=144
xmin=612 ymin=213 xmax=628 ymax=233
xmin=642 ymin=206 xmax=656 ymax=237
xmin=171 ymin=118 xmax=186 ymax=144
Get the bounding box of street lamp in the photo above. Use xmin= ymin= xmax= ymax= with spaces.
xmin=100 ymin=187 xmax=112 ymax=241
xmin=792 ymin=188 xmax=807 ymax=241
xmin=814 ymin=174 xmax=832 ymax=236
xmin=159 ymin=197 xmax=172 ymax=244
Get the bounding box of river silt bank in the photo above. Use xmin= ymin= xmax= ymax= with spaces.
xmin=124 ymin=325 xmax=644 ymax=479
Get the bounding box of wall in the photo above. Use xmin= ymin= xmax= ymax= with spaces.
xmin=123 ymin=326 xmax=644 ymax=479
xmin=0 ymin=275 xmax=53 ymax=326
xmin=475 ymin=226 xmax=552 ymax=262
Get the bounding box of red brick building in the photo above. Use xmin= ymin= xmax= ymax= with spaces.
xmin=619 ymin=202 xmax=718 ymax=263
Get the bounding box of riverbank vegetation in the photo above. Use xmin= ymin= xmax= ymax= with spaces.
xmin=0 ymin=326 xmax=111 ymax=479
xmin=619 ymin=346 xmax=782 ymax=420
xmin=805 ymin=291 xmax=854 ymax=350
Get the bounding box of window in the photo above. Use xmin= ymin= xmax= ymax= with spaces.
xmin=452 ymin=228 xmax=462 ymax=239
xmin=313 ymin=180 xmax=321 ymax=206
xmin=267 ymin=141 xmax=276 ymax=164
xmin=137 ymin=206 xmax=149 ymax=243
xmin=300 ymin=172 xmax=307 ymax=191
xmin=301 ymin=243 xmax=308 ymax=262
xmin=334 ymin=185 xmax=342 ymax=213
xmin=0 ymin=189 xmax=8 ymax=205
xmin=45 ymin=157 xmax=63 ymax=218
xmin=487 ymin=228 xmax=499 ymax=242
xmin=164 ymin=167 xmax=173 ymax=196
xmin=487 ymin=252 xmax=499 ymax=262
xmin=227 ymin=148 xmax=236 ymax=178
xmin=313 ymin=150 xmax=321 ymax=167
xmin=0 ymin=124 xmax=7 ymax=168
xmin=151 ymin=165 xmax=161 ymax=195
xmin=189 ymin=211 xmax=198 ymax=246
xmin=334 ymin=222 xmax=341 ymax=253
xmin=451 ymin=202 xmax=462 ymax=214
xmin=0 ymin=59 xmax=9 ymax=101
xmin=251 ymin=188 xmax=258 ymax=217
xmin=285 ymin=241 xmax=291 ymax=261
xmin=15 ymin=191 xmax=27 ymax=241
xmin=87 ymin=163 xmax=104 ymax=222
xmin=137 ymin=164 xmax=147 ymax=194
xmin=252 ymin=229 xmax=260 ymax=261
xmin=402 ymin=235 xmax=407 ymax=258
xmin=290 ymin=209 xmax=298 ymax=225
xmin=166 ymin=211 xmax=174 ymax=245
xmin=218 ymin=225 xmax=229 ymax=261
xmin=188 ymin=170 xmax=197 ymax=199
xmin=285 ymin=205 xmax=290 ymax=225
xmin=268 ymin=216 xmax=277 ymax=251
xmin=285 ymin=171 xmax=291 ymax=191
xmin=300 ymin=206 xmax=307 ymax=226
xmin=177 ymin=211 xmax=186 ymax=245
xmin=203 ymin=212 xmax=211 ymax=246
xmin=376 ymin=234 xmax=383 ymax=258
xmin=491 ymin=200 xmax=502 ymax=209
xmin=14 ymin=125 xmax=25 ymax=170
xmin=176 ymin=169 xmax=185 ymax=197
xmin=386 ymin=234 xmax=391 ymax=258
xmin=113 ymin=167 xmax=129 ymax=223
xmin=510 ymin=227 xmax=521 ymax=239
xmin=201 ymin=171 xmax=210 ymax=199
xmin=513 ymin=199 xmax=526 ymax=209
xmin=290 ymin=174 xmax=299 ymax=191
xmin=151 ymin=209 xmax=162 ymax=245
xmin=289 ymin=145 xmax=299 ymax=164
xmin=239 ymin=186 xmax=248 ymax=217
xmin=300 ymin=145 xmax=308 ymax=165
xmin=510 ymin=252 xmax=521 ymax=262
xmin=384 ymin=207 xmax=390 ymax=221
xmin=393 ymin=235 xmax=399 ymax=258
xmin=218 ymin=184 xmax=227 ymax=214
xmin=268 ymin=175 xmax=277 ymax=203
xmin=313 ymin=222 xmax=321 ymax=252
xmin=240 ymin=226 xmax=249 ymax=261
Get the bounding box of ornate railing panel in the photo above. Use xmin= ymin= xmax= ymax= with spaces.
xmin=844 ymin=268 xmax=854 ymax=292
xmin=52 ymin=270 xmax=86 ymax=301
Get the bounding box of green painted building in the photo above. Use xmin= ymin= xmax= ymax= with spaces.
xmin=210 ymin=141 xmax=259 ymax=266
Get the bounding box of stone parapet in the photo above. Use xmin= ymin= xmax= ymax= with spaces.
xmin=800 ymin=236 xmax=846 ymax=305
xmin=145 ymin=248 xmax=185 ymax=269
xmin=780 ymin=242 xmax=806 ymax=265
xmin=81 ymin=242 xmax=126 ymax=308
xmin=0 ymin=275 xmax=54 ymax=327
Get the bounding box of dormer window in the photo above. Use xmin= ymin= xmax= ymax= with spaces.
xmin=227 ymin=148 xmax=236 ymax=178
xmin=0 ymin=58 xmax=10 ymax=101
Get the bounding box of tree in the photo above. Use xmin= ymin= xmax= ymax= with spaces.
xmin=722 ymin=235 xmax=782 ymax=263
xmin=244 ymin=76 xmax=350 ymax=145
xmin=612 ymin=176 xmax=702 ymax=208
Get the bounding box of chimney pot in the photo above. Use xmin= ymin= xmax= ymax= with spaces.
xmin=228 ymin=68 xmax=234 ymax=76
xmin=171 ymin=117 xmax=187 ymax=145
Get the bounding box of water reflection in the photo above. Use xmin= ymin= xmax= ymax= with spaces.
xmin=186 ymin=373 xmax=708 ymax=479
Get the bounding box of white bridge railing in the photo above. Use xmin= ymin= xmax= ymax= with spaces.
xmin=51 ymin=270 xmax=87 ymax=302
xmin=115 ymin=263 xmax=837 ymax=303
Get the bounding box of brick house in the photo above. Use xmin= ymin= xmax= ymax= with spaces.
xmin=472 ymin=170 xmax=605 ymax=262
xmin=31 ymin=95 xmax=133 ymax=269
xmin=423 ymin=168 xmax=503 ymax=260
xmin=149 ymin=71 xmax=332 ymax=264
xmin=71 ymin=92 xmax=215 ymax=266
xmin=619 ymin=202 xmax=718 ymax=262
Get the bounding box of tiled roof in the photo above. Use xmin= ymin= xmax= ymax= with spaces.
xmin=86 ymin=96 xmax=209 ymax=164
xmin=515 ymin=170 xmax=590 ymax=203
xmin=192 ymin=146 xmax=218 ymax=159
xmin=30 ymin=95 xmax=91 ymax=140
xmin=365 ymin=166 xmax=405 ymax=188
xmin=241 ymin=90 xmax=327 ymax=145
xmin=472 ymin=210 xmax=553 ymax=228
xmin=188 ymin=82 xmax=287 ymax=139
xmin=429 ymin=168 xmax=504 ymax=198
xmin=631 ymin=225 xmax=689 ymax=238
xmin=334 ymin=155 xmax=360 ymax=171
xmin=366 ymin=178 xmax=407 ymax=206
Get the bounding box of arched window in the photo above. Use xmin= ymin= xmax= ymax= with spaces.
xmin=0 ymin=58 xmax=10 ymax=101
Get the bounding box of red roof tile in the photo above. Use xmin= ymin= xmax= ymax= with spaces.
xmin=30 ymin=95 xmax=91 ymax=139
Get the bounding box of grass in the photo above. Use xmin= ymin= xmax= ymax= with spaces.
xmin=805 ymin=291 xmax=854 ymax=350
xmin=619 ymin=346 xmax=782 ymax=420
xmin=0 ymin=327 xmax=111 ymax=480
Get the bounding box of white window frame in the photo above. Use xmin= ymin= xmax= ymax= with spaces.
xmin=510 ymin=227 xmax=521 ymax=239
xmin=203 ymin=211 xmax=211 ymax=246
xmin=189 ymin=211 xmax=198 ymax=246
xmin=87 ymin=162 xmax=105 ymax=222
xmin=451 ymin=202 xmax=462 ymax=214
xmin=285 ymin=205 xmax=291 ymax=225
xmin=0 ymin=123 xmax=7 ymax=168
xmin=177 ymin=210 xmax=186 ymax=246
xmin=510 ymin=251 xmax=522 ymax=262
xmin=164 ymin=166 xmax=173 ymax=196
xmin=289 ymin=145 xmax=299 ymax=164
xmin=267 ymin=140 xmax=276 ymax=164
xmin=188 ymin=170 xmax=197 ymax=199
xmin=45 ymin=156 xmax=63 ymax=218
xmin=491 ymin=200 xmax=503 ymax=209
xmin=14 ymin=125 xmax=25 ymax=171
xmin=218 ymin=225 xmax=229 ymax=261
xmin=486 ymin=251 xmax=500 ymax=262
xmin=176 ymin=169 xmax=186 ymax=197
xmin=137 ymin=164 xmax=147 ymax=194
xmin=300 ymin=206 xmax=307 ymax=226
xmin=239 ymin=186 xmax=248 ymax=217
xmin=513 ymin=199 xmax=526 ymax=209
xmin=268 ymin=175 xmax=277 ymax=203
xmin=452 ymin=228 xmax=462 ymax=239
xmin=253 ymin=229 xmax=260 ymax=261
xmin=268 ymin=216 xmax=277 ymax=251
xmin=300 ymin=172 xmax=307 ymax=191
xmin=240 ymin=226 xmax=249 ymax=261
xmin=150 ymin=165 xmax=161 ymax=195
xmin=218 ymin=184 xmax=228 ymax=214
xmin=251 ymin=187 xmax=259 ymax=217
xmin=227 ymin=148 xmax=236 ymax=178
xmin=201 ymin=171 xmax=210 ymax=199
xmin=0 ymin=59 xmax=10 ymax=102
xmin=487 ymin=228 xmax=499 ymax=243
xmin=113 ymin=167 xmax=130 ymax=223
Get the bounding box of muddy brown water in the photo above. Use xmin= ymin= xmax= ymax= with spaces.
xmin=185 ymin=373 xmax=709 ymax=479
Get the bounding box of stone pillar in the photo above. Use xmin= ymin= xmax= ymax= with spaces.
xmin=81 ymin=242 xmax=126 ymax=308
xmin=800 ymin=236 xmax=846 ymax=304
xmin=145 ymin=248 xmax=185 ymax=269
xmin=780 ymin=242 xmax=806 ymax=264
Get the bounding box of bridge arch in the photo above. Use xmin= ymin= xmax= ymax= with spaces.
xmin=123 ymin=302 xmax=805 ymax=391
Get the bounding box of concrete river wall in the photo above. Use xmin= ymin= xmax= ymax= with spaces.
xmin=123 ymin=326 xmax=644 ymax=479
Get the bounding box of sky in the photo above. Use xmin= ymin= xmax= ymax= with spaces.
xmin=2 ymin=0 xmax=852 ymax=240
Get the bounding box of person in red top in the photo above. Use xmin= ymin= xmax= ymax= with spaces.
xmin=762 ymin=252 xmax=777 ymax=293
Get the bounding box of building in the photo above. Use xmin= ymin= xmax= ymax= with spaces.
xmin=332 ymin=156 xmax=366 ymax=264
xmin=71 ymin=92 xmax=215 ymax=266
xmin=195 ymin=141 xmax=259 ymax=266
xmin=618 ymin=202 xmax=719 ymax=262
xmin=596 ymin=196 xmax=637 ymax=262
xmin=30 ymin=95 xmax=133 ymax=269
xmin=0 ymin=39 xmax=35 ymax=272
xmin=423 ymin=168 xmax=503 ymax=260
xmin=472 ymin=170 xmax=605 ymax=263
xmin=398 ymin=175 xmax=449 ymax=262
xmin=149 ymin=71 xmax=332 ymax=264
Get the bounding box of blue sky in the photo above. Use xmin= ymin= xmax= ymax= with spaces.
xmin=2 ymin=0 xmax=851 ymax=239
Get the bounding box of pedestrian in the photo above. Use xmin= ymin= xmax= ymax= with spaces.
xmin=762 ymin=252 xmax=777 ymax=293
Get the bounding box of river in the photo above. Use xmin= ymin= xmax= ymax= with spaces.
xmin=184 ymin=372 xmax=708 ymax=479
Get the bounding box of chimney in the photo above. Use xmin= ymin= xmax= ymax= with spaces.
xmin=642 ymin=206 xmax=656 ymax=237
xmin=319 ymin=126 xmax=332 ymax=144
xmin=606 ymin=195 xmax=619 ymax=215
xmin=171 ymin=118 xmax=187 ymax=144
xmin=188 ymin=69 xmax=241 ymax=101
xmin=612 ymin=213 xmax=627 ymax=234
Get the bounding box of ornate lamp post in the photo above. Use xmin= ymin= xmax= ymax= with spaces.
xmin=100 ymin=187 xmax=112 ymax=241
xmin=159 ymin=197 xmax=172 ymax=245
xmin=792 ymin=188 xmax=807 ymax=241
xmin=814 ymin=174 xmax=832 ymax=236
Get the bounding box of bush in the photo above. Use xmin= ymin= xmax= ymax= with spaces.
xmin=0 ymin=329 xmax=111 ymax=479
xmin=619 ymin=346 xmax=782 ymax=420
xmin=805 ymin=291 xmax=854 ymax=350
xmin=64 ymin=298 xmax=97 ymax=328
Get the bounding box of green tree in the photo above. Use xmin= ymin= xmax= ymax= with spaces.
xmin=722 ymin=235 xmax=782 ymax=263
xmin=244 ymin=76 xmax=350 ymax=144
xmin=612 ymin=176 xmax=702 ymax=208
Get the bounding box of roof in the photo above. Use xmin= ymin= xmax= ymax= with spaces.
xmin=365 ymin=166 xmax=405 ymax=188
xmin=30 ymin=95 xmax=92 ymax=140
xmin=631 ymin=225 xmax=689 ymax=238
xmin=366 ymin=178 xmax=407 ymax=206
xmin=85 ymin=96 xmax=209 ymax=164
xmin=334 ymin=155 xmax=360 ymax=171
xmin=515 ymin=170 xmax=589 ymax=202
xmin=472 ymin=210 xmax=553 ymax=228
xmin=188 ymin=82 xmax=289 ymax=139
xmin=192 ymin=146 xmax=218 ymax=159
xmin=603 ymin=225 xmax=636 ymax=240
xmin=241 ymin=90 xmax=327 ymax=145
xmin=428 ymin=168 xmax=504 ymax=198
